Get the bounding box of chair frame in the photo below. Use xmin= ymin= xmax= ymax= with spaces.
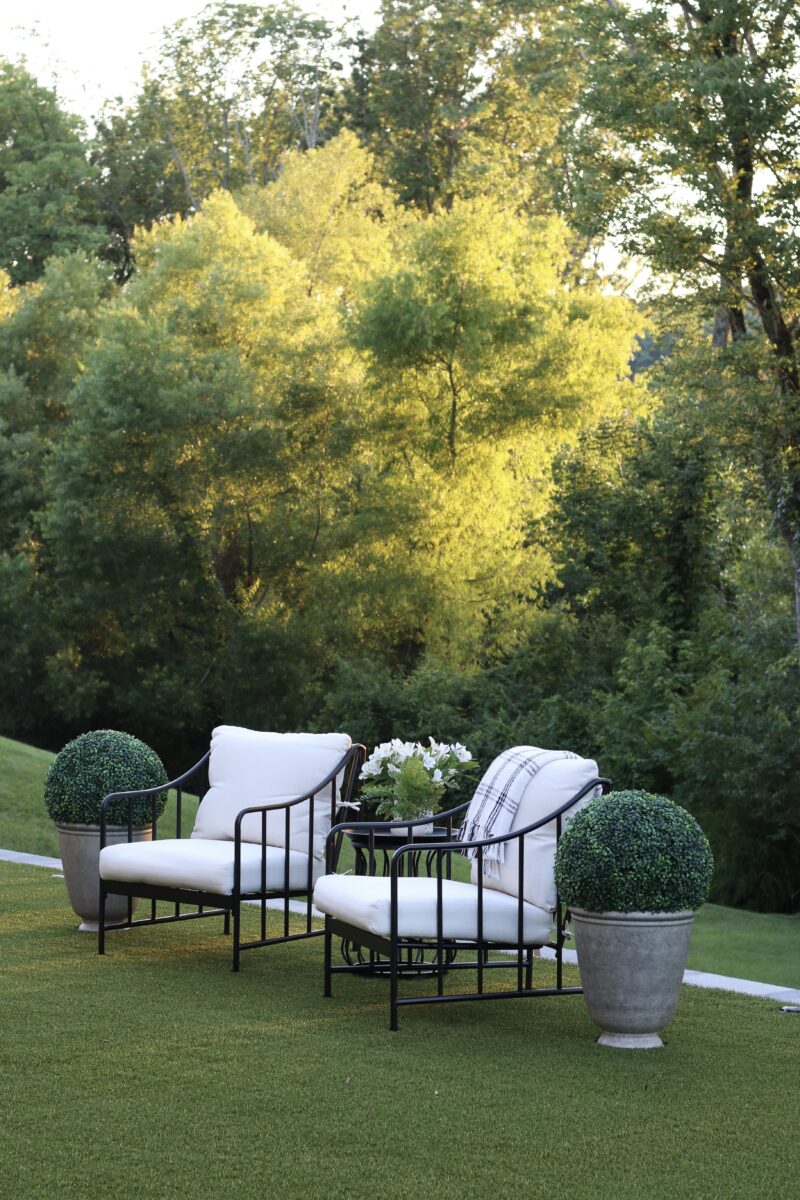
xmin=98 ymin=742 xmax=365 ymax=970
xmin=323 ymin=776 xmax=611 ymax=1029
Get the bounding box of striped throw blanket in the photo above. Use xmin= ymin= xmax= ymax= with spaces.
xmin=459 ymin=747 xmax=580 ymax=878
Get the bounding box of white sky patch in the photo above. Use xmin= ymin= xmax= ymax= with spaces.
xmin=0 ymin=0 xmax=379 ymax=118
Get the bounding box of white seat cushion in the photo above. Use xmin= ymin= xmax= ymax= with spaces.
xmin=100 ymin=838 xmax=321 ymax=896
xmin=191 ymin=726 xmax=351 ymax=859
xmin=469 ymin=751 xmax=601 ymax=911
xmin=313 ymin=874 xmax=552 ymax=944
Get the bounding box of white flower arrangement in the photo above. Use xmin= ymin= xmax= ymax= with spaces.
xmin=359 ymin=738 xmax=478 ymax=821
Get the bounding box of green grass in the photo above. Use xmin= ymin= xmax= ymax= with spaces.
xmin=0 ymin=735 xmax=58 ymax=856
xmin=2 ymin=733 xmax=799 ymax=986
xmin=687 ymin=903 xmax=800 ymax=987
xmin=1 ymin=860 xmax=797 ymax=1200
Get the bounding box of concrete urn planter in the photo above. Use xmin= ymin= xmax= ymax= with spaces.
xmin=44 ymin=729 xmax=169 ymax=931
xmin=571 ymin=908 xmax=694 ymax=1049
xmin=56 ymin=822 xmax=152 ymax=932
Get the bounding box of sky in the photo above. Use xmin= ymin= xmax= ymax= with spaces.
xmin=0 ymin=0 xmax=379 ymax=118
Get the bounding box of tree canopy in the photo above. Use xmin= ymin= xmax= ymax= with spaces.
xmin=1 ymin=0 xmax=799 ymax=911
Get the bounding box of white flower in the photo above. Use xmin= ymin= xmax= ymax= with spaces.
xmin=360 ymin=736 xmax=474 ymax=801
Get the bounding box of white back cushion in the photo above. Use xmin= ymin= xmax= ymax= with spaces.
xmin=470 ymin=751 xmax=600 ymax=912
xmin=192 ymin=726 xmax=351 ymax=858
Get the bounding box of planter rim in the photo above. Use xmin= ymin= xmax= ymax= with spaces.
xmin=54 ymin=821 xmax=153 ymax=834
xmin=570 ymin=907 xmax=695 ymax=923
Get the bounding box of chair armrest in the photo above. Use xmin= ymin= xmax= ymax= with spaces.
xmin=232 ymin=744 xmax=364 ymax=838
xmin=388 ymin=778 xmax=612 ymax=876
xmin=384 ymin=778 xmax=611 ymax=946
xmin=100 ymin=752 xmax=211 ymax=846
xmin=230 ymin=745 xmax=365 ymax=890
xmin=230 ymin=744 xmax=364 ymax=897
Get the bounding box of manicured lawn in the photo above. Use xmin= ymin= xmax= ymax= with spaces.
xmin=2 ymin=733 xmax=799 ymax=986
xmin=1 ymin=860 xmax=797 ymax=1200
xmin=688 ymin=903 xmax=800 ymax=987
xmin=0 ymin=735 xmax=58 ymax=857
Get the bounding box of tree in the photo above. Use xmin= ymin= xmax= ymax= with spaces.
xmin=545 ymin=408 xmax=722 ymax=633
xmin=144 ymin=2 xmax=343 ymax=210
xmin=346 ymin=1 xmax=530 ymax=211
xmin=350 ymin=198 xmax=642 ymax=662
xmin=0 ymin=254 xmax=108 ymax=549
xmin=0 ymin=256 xmax=108 ymax=742
xmin=236 ymin=131 xmax=396 ymax=299
xmin=0 ymin=60 xmax=102 ymax=283
xmin=555 ymin=0 xmax=800 ymax=639
xmin=352 ymin=199 xmax=640 ymax=466
xmin=40 ymin=195 xmax=305 ymax=739
xmin=90 ymin=85 xmax=191 ymax=281
xmin=37 ymin=191 xmax=387 ymax=750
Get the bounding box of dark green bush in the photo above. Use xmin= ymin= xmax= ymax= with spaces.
xmin=44 ymin=729 xmax=168 ymax=826
xmin=554 ymin=789 xmax=713 ymax=913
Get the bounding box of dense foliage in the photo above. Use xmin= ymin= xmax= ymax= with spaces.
xmin=555 ymin=790 xmax=714 ymax=913
xmin=1 ymin=1 xmax=799 ymax=912
xmin=43 ymin=731 xmax=168 ymax=826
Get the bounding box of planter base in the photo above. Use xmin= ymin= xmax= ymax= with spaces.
xmin=77 ymin=921 xmax=133 ymax=933
xmin=597 ymin=1031 xmax=663 ymax=1050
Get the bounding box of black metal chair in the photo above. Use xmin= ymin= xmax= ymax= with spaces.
xmin=98 ymin=727 xmax=364 ymax=970
xmin=315 ymin=753 xmax=610 ymax=1028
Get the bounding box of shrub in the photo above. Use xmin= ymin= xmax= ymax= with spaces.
xmin=554 ymin=789 xmax=713 ymax=913
xmin=44 ymin=729 xmax=168 ymax=826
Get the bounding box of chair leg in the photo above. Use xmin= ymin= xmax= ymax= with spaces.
xmin=232 ymin=903 xmax=241 ymax=972
xmin=98 ymin=881 xmax=106 ymax=955
xmin=525 ymin=947 xmax=534 ymax=990
xmin=323 ymin=918 xmax=332 ymax=997
xmin=224 ymin=908 xmax=230 ymax=936
xmin=390 ymin=941 xmax=399 ymax=1032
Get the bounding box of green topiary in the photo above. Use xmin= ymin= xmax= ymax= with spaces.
xmin=44 ymin=730 xmax=168 ymax=827
xmin=554 ymin=789 xmax=713 ymax=913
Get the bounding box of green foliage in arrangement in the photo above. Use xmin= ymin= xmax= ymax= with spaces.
xmin=358 ymin=738 xmax=478 ymax=820
xmin=43 ymin=730 xmax=168 ymax=827
xmin=555 ymin=789 xmax=714 ymax=914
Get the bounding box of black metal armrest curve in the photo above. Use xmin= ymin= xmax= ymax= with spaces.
xmin=388 ymin=777 xmax=612 ymax=877
xmin=232 ymin=744 xmax=365 ymax=841
xmin=100 ymin=752 xmax=211 ymax=845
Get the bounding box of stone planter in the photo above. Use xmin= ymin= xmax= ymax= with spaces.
xmin=56 ymin=822 xmax=152 ymax=932
xmin=571 ymin=908 xmax=694 ymax=1049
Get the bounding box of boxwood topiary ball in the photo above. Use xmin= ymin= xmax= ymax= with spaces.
xmin=554 ymin=789 xmax=713 ymax=913
xmin=44 ymin=730 xmax=168 ymax=827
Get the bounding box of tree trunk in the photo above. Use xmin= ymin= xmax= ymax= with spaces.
xmin=166 ymin=129 xmax=199 ymax=210
xmin=784 ymin=529 xmax=800 ymax=649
